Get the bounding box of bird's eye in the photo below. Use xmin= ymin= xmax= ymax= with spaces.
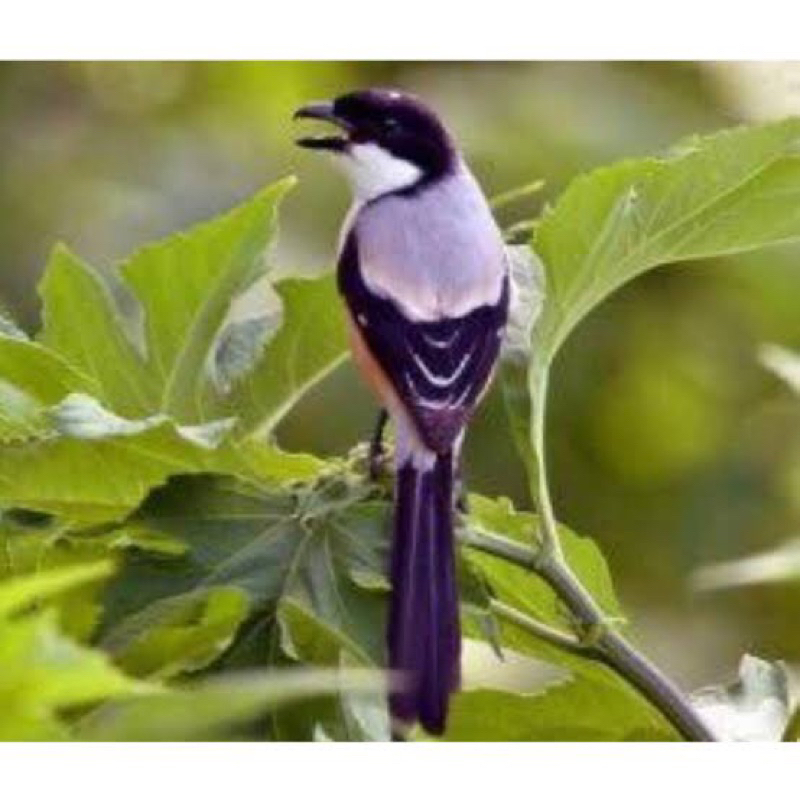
xmin=384 ymin=116 xmax=400 ymax=130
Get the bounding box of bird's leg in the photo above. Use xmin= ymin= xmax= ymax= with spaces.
xmin=368 ymin=408 xmax=389 ymax=481
xmin=452 ymin=440 xmax=469 ymax=515
xmin=455 ymin=459 xmax=470 ymax=515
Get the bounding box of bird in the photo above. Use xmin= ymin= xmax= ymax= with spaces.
xmin=294 ymin=88 xmax=509 ymax=736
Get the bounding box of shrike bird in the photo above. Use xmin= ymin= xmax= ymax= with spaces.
xmin=295 ymin=89 xmax=509 ymax=735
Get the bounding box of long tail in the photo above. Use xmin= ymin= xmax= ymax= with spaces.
xmin=388 ymin=450 xmax=461 ymax=735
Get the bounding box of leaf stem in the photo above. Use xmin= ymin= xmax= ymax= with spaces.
xmin=489 ymin=599 xmax=588 ymax=656
xmin=460 ymin=526 xmax=716 ymax=741
xmin=529 ymin=368 xmax=564 ymax=560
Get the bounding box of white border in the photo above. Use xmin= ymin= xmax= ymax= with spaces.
xmin=1 ymin=742 xmax=798 ymax=800
xmin=2 ymin=1 xmax=800 ymax=59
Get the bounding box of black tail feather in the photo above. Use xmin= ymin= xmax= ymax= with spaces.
xmin=388 ymin=452 xmax=461 ymax=735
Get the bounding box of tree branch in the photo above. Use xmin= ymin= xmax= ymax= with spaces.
xmin=459 ymin=526 xmax=716 ymax=742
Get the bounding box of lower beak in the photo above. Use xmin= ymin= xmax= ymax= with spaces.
xmin=293 ymin=101 xmax=350 ymax=151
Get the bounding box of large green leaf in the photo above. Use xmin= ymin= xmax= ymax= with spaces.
xmin=532 ymin=120 xmax=800 ymax=367
xmin=0 ymin=393 xmax=320 ymax=523
xmin=493 ymin=120 xmax=800 ymax=741
xmin=101 ymin=474 xmax=390 ymax=669
xmin=37 ymin=180 xmax=296 ymax=422
xmin=508 ymin=119 xmax=800 ymax=496
xmin=121 ymin=180 xmax=295 ymax=422
xmin=445 ymin=678 xmax=675 ymax=741
xmin=0 ymin=180 xmax=348 ymax=524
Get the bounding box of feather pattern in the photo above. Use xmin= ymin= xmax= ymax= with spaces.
xmin=339 ymin=228 xmax=509 ymax=453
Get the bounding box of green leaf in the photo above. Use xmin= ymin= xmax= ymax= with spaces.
xmin=101 ymin=474 xmax=390 ymax=668
xmin=102 ymin=587 xmax=250 ymax=679
xmin=0 ymin=180 xmax=347 ymax=527
xmin=0 ymin=607 xmax=146 ymax=741
xmin=509 ymin=119 xmax=800 ymax=515
xmin=467 ymin=494 xmax=622 ymax=626
xmin=38 ymin=246 xmax=155 ymax=417
xmin=119 ymin=179 xmax=295 ymax=422
xmin=532 ymin=120 xmax=800 ymax=366
xmin=463 ymin=494 xmax=647 ymax=701
xmin=224 ymin=273 xmax=349 ymax=437
xmin=445 ymin=678 xmax=676 ymax=741
xmin=0 ymin=561 xmax=114 ymax=619
xmin=0 ymin=394 xmax=322 ymax=523
xmin=76 ymin=668 xmax=384 ymax=741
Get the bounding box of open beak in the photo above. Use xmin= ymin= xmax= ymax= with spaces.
xmin=293 ymin=101 xmax=351 ymax=151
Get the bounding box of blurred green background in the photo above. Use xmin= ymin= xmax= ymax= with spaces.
xmin=1 ymin=61 xmax=799 ymax=688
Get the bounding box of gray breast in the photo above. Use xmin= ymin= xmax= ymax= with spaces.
xmin=353 ymin=164 xmax=507 ymax=321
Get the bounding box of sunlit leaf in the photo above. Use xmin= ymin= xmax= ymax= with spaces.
xmin=0 ymin=605 xmax=146 ymax=741
xmin=119 ymin=179 xmax=295 ymax=422
xmin=533 ymin=120 xmax=800 ymax=366
xmin=0 ymin=561 xmax=114 ymax=619
xmin=0 ymin=180 xmax=342 ymax=526
xmin=76 ymin=668 xmax=384 ymax=741
xmin=445 ymin=677 xmax=675 ymax=741
xmin=512 ymin=119 xmax=800 ymax=492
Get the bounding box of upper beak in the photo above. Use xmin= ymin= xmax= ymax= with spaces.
xmin=293 ymin=101 xmax=350 ymax=150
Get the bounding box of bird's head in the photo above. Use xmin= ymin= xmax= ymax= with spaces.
xmin=294 ymin=88 xmax=456 ymax=201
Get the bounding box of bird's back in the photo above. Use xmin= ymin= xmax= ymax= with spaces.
xmin=352 ymin=163 xmax=507 ymax=322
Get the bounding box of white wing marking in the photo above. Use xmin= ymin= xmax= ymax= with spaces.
xmin=422 ymin=330 xmax=459 ymax=349
xmin=411 ymin=349 xmax=472 ymax=388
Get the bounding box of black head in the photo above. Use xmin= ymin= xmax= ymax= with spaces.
xmin=294 ymin=89 xmax=456 ymax=185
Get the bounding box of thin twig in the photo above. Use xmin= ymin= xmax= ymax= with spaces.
xmin=490 ymin=179 xmax=546 ymax=211
xmin=489 ymin=599 xmax=588 ymax=656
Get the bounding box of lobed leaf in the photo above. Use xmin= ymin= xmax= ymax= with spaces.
xmin=100 ymin=474 xmax=390 ymax=669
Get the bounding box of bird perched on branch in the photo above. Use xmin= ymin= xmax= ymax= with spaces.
xmin=295 ymin=89 xmax=509 ymax=735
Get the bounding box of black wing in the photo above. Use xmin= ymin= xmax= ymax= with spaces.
xmin=339 ymin=230 xmax=509 ymax=454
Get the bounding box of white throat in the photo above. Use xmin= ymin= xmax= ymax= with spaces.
xmin=333 ymin=142 xmax=423 ymax=202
